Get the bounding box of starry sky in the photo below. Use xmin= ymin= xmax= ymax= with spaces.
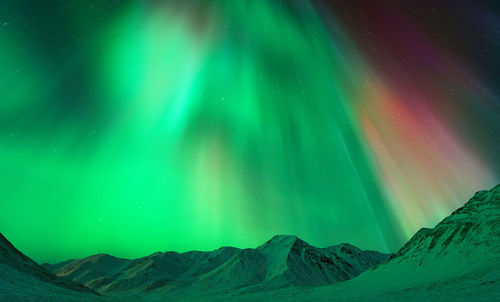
xmin=1 ymin=0 xmax=499 ymax=264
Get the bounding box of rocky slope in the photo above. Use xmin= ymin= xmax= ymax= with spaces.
xmin=43 ymin=235 xmax=389 ymax=296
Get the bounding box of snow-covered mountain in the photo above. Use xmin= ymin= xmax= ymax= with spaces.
xmin=219 ymin=184 xmax=500 ymax=301
xmin=0 ymin=233 xmax=103 ymax=301
xmin=255 ymin=235 xmax=388 ymax=288
xmin=5 ymin=184 xmax=500 ymax=301
xmin=43 ymin=235 xmax=389 ymax=296
xmin=358 ymin=183 xmax=500 ymax=288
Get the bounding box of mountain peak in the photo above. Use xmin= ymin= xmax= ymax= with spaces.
xmin=257 ymin=235 xmax=304 ymax=259
xmin=268 ymin=234 xmax=299 ymax=242
xmin=261 ymin=235 xmax=304 ymax=248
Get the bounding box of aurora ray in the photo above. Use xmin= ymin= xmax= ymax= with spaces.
xmin=0 ymin=0 xmax=498 ymax=263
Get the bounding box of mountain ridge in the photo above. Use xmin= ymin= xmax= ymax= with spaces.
xmin=42 ymin=234 xmax=390 ymax=296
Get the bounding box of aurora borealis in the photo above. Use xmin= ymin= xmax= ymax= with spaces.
xmin=1 ymin=1 xmax=499 ymax=264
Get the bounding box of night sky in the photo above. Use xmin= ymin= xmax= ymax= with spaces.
xmin=1 ymin=0 xmax=499 ymax=264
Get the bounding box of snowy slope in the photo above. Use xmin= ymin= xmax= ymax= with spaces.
xmin=0 ymin=233 xmax=105 ymax=301
xmin=356 ymin=183 xmax=500 ymax=288
xmin=0 ymin=233 xmax=95 ymax=294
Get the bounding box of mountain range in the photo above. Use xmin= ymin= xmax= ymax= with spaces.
xmin=219 ymin=184 xmax=500 ymax=301
xmin=1 ymin=184 xmax=500 ymax=301
xmin=41 ymin=234 xmax=389 ymax=298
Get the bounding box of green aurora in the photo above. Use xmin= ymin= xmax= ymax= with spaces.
xmin=1 ymin=1 xmax=498 ymax=263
